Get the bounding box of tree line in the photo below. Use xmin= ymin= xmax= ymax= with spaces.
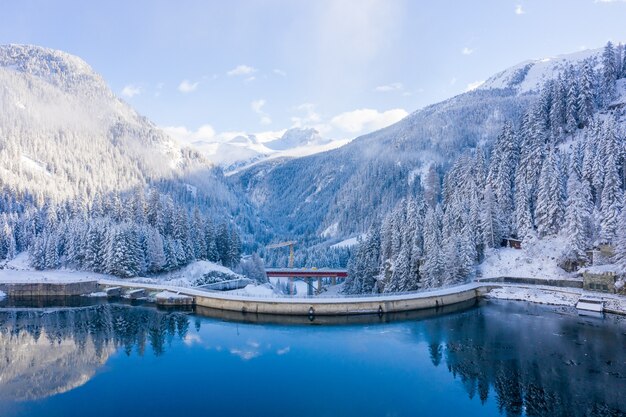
xmin=0 ymin=187 xmax=241 ymax=277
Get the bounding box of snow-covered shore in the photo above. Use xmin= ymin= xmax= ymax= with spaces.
xmin=0 ymin=254 xmax=242 ymax=289
xmin=486 ymin=285 xmax=626 ymax=315
xmin=2 ymin=252 xmax=625 ymax=315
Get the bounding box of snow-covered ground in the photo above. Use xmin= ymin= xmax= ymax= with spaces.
xmin=129 ymin=260 xmax=243 ymax=288
xmin=479 ymin=235 xmax=578 ymax=281
xmin=227 ymin=283 xmax=275 ymax=297
xmin=155 ymin=291 xmax=190 ymax=300
xmin=0 ymin=253 xmax=112 ymax=283
xmin=0 ymin=290 xmax=5 ymax=299
xmin=330 ymin=236 xmax=362 ymax=249
xmin=0 ymin=254 xmax=242 ymax=288
xmin=486 ymin=286 xmax=579 ymax=306
xmin=486 ymin=285 xmax=626 ymax=314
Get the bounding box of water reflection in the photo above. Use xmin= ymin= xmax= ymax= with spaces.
xmin=0 ymin=305 xmax=190 ymax=401
xmin=0 ymin=301 xmax=624 ymax=417
xmin=422 ymin=301 xmax=626 ymax=416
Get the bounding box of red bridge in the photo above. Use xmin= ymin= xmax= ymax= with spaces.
xmin=265 ymin=268 xmax=348 ymax=295
xmin=265 ymin=268 xmax=348 ymax=278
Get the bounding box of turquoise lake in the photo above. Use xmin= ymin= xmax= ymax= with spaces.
xmin=0 ymin=299 xmax=624 ymax=417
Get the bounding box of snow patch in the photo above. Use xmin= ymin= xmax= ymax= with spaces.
xmin=479 ymin=235 xmax=576 ymax=281
xmin=227 ymin=283 xmax=275 ymax=297
xmin=86 ymin=292 xmax=107 ymax=298
xmin=331 ymin=236 xmax=362 ymax=249
xmin=0 ymin=290 xmax=5 ymax=299
xmin=321 ymin=222 xmax=339 ymax=238
xmin=130 ymin=260 xmax=242 ymax=288
xmin=155 ymin=290 xmax=189 ymax=300
xmin=486 ymin=286 xmax=579 ymax=306
xmin=4 ymin=252 xmax=31 ymax=270
xmin=20 ymin=155 xmax=51 ymax=176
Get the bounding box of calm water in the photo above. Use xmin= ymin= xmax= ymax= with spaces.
xmin=0 ymin=299 xmax=625 ymax=417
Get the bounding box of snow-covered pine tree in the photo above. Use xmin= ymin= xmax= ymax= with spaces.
xmin=563 ymin=168 xmax=592 ymax=262
xmin=613 ymin=191 xmax=626 ymax=271
xmin=481 ymin=185 xmax=503 ymax=249
xmin=600 ymin=148 xmax=622 ymax=244
xmin=565 ymin=76 xmax=580 ymax=133
xmin=535 ymin=147 xmax=564 ymax=237
xmin=602 ymin=41 xmax=618 ymax=106
xmin=420 ymin=206 xmax=444 ymax=289
xmin=487 ymin=122 xmax=518 ymax=236
xmin=577 ymin=60 xmax=596 ymax=128
xmin=385 ymin=243 xmax=411 ymax=293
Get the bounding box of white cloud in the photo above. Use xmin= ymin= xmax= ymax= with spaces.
xmin=291 ymin=103 xmax=322 ymax=128
xmin=374 ymin=82 xmax=404 ymax=92
xmin=515 ymin=5 xmax=525 ymax=14
xmin=154 ymin=82 xmax=164 ymax=97
xmin=178 ymin=80 xmax=199 ymax=93
xmin=227 ymin=64 xmax=257 ymax=76
xmin=251 ymin=99 xmax=271 ymax=125
xmin=276 ymin=347 xmax=291 ymax=355
xmin=251 ymin=99 xmax=266 ymax=114
xmin=163 ymin=124 xmax=216 ymax=144
xmin=465 ymin=80 xmax=485 ymax=92
xmin=595 ymin=0 xmax=626 ymax=2
xmin=121 ymin=84 xmax=141 ymax=98
xmin=450 ymin=77 xmax=458 ymax=85
xmin=330 ymin=108 xmax=408 ymax=135
xmin=230 ymin=348 xmax=260 ymax=361
xmin=244 ymin=76 xmax=256 ymax=83
xmin=273 ymin=69 xmax=287 ymax=77
xmin=462 ymin=47 xmax=474 ymax=55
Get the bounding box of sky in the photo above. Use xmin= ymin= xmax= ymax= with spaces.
xmin=1 ymin=0 xmax=626 ymax=143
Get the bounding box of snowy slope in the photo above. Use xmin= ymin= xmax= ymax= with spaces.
xmin=232 ymin=45 xmax=616 ymax=242
xmin=0 ymin=44 xmax=235 ymax=206
xmin=479 ymin=48 xmax=601 ymax=93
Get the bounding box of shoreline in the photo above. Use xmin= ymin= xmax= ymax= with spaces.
xmin=1 ymin=275 xmax=625 ymax=317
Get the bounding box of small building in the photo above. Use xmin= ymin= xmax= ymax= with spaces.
xmin=581 ymin=265 xmax=619 ymax=294
xmin=501 ymin=237 xmax=522 ymax=250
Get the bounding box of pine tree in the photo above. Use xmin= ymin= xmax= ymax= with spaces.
xmin=481 ymin=185 xmax=502 ymax=249
xmin=29 ymin=235 xmax=46 ymax=270
xmin=487 ymin=122 xmax=518 ymax=236
xmin=385 ymin=243 xmax=411 ymax=293
xmin=600 ymin=150 xmax=621 ymax=243
xmin=613 ymin=192 xmax=626 ymax=271
xmin=565 ymin=78 xmax=579 ymax=132
xmin=535 ymin=148 xmax=564 ymax=237
xmin=602 ymin=41 xmax=618 ymax=106
xmin=577 ymin=61 xmax=595 ymax=127
xmin=146 ymin=227 xmax=166 ymax=273
xmin=563 ymin=170 xmax=592 ymax=261
xmin=420 ymin=206 xmax=444 ymax=289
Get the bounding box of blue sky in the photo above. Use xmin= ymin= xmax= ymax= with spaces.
xmin=2 ymin=0 xmax=626 ymax=142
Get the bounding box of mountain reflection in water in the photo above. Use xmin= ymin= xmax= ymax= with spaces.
xmin=0 ymin=305 xmax=190 ymax=401
xmin=0 ymin=300 xmax=624 ymax=417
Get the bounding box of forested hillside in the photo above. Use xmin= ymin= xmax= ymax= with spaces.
xmin=345 ymin=42 xmax=626 ymax=294
xmin=0 ymin=45 xmax=253 ymax=276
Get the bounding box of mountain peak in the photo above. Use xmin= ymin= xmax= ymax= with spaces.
xmin=0 ymin=44 xmax=108 ymax=95
xmin=479 ymin=47 xmax=602 ymax=93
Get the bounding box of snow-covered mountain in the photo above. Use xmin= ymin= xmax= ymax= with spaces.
xmin=232 ymin=46 xmax=610 ymax=242
xmin=479 ymin=48 xmax=601 ymax=93
xmin=0 ymin=44 xmax=236 ymax=210
xmin=264 ymin=128 xmax=327 ymax=150
xmin=179 ymin=127 xmax=350 ymax=173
